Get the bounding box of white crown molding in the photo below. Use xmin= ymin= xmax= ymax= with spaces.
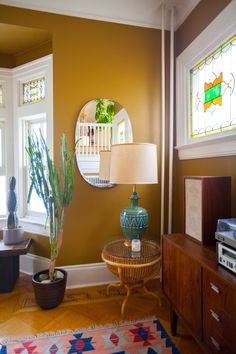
xmin=0 ymin=0 xmax=200 ymax=31
xmin=20 ymin=253 xmax=118 ymax=289
xmin=174 ymin=0 xmax=200 ymax=30
xmin=11 ymin=54 xmax=52 ymax=75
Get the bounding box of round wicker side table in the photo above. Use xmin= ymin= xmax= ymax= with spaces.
xmin=101 ymin=239 xmax=161 ymax=316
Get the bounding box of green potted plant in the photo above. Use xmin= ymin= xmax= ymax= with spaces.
xmin=26 ymin=131 xmax=75 ymax=309
xmin=95 ymin=98 xmax=115 ymax=124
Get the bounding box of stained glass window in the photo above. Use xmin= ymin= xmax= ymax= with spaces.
xmin=22 ymin=77 xmax=45 ymax=104
xmin=190 ymin=35 xmax=236 ymax=139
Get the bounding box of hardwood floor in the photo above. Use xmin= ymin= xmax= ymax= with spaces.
xmin=0 ymin=273 xmax=204 ymax=353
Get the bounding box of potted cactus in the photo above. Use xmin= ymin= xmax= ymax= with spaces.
xmin=3 ymin=176 xmax=24 ymax=245
xmin=26 ymin=131 xmax=75 ymax=309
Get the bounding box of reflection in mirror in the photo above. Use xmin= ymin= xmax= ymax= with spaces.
xmin=75 ymin=99 xmax=133 ymax=188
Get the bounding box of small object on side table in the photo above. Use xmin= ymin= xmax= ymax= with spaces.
xmin=0 ymin=238 xmax=32 ymax=292
xmin=102 ymin=239 xmax=161 ymax=316
xmin=131 ymin=239 xmax=141 ymax=252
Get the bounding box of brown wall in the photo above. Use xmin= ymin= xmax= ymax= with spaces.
xmin=0 ymin=53 xmax=15 ymax=68
xmin=0 ymin=5 xmax=161 ymax=264
xmin=173 ymin=0 xmax=235 ymax=233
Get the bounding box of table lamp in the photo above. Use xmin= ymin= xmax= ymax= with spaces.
xmin=110 ymin=143 xmax=158 ymax=241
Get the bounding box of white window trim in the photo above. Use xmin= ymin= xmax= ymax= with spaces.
xmin=176 ymin=1 xmax=236 ymax=160
xmin=0 ymin=55 xmax=53 ymax=236
xmin=0 ymin=120 xmax=5 ymax=175
xmin=20 ymin=113 xmax=47 ymax=220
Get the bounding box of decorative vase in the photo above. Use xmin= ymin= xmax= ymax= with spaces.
xmin=120 ymin=192 xmax=148 ymax=241
xmin=3 ymin=226 xmax=24 ymax=245
xmin=32 ymin=268 xmax=67 ymax=309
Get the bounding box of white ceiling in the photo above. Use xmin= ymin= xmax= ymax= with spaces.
xmin=0 ymin=0 xmax=200 ymax=30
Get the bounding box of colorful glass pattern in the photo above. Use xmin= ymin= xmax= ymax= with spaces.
xmin=23 ymin=77 xmax=45 ymax=104
xmin=190 ymin=35 xmax=236 ymax=138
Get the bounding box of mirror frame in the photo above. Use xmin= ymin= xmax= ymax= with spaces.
xmin=75 ymin=99 xmax=133 ymax=188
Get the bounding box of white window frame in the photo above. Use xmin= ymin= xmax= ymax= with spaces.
xmin=0 ymin=55 xmax=53 ymax=235
xmin=176 ymin=1 xmax=236 ymax=160
xmin=0 ymin=71 xmax=13 ymax=224
xmin=21 ymin=114 xmax=47 ymax=221
xmin=0 ymin=120 xmax=6 ymax=218
xmin=0 ymin=120 xmax=5 ymax=175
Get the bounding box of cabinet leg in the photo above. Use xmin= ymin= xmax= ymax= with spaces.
xmin=0 ymin=255 xmax=19 ymax=292
xmin=170 ymin=308 xmax=178 ymax=336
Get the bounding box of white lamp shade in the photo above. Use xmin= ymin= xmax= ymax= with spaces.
xmin=99 ymin=150 xmax=111 ymax=180
xmin=110 ymin=143 xmax=158 ymax=184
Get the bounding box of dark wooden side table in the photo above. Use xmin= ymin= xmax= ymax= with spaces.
xmin=102 ymin=239 xmax=161 ymax=316
xmin=0 ymin=238 xmax=32 ymax=292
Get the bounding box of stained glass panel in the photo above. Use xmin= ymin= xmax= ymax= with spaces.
xmin=23 ymin=77 xmax=45 ymax=104
xmin=190 ymin=35 xmax=236 ymax=138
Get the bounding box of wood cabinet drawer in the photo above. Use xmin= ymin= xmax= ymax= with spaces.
xmin=203 ymin=269 xmax=235 ymax=315
xmin=204 ymin=325 xmax=231 ymax=354
xmin=203 ymin=304 xmax=234 ymax=346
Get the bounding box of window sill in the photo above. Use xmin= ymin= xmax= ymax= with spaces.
xmin=176 ymin=134 xmax=236 ymax=160
xmin=0 ymin=218 xmax=49 ymax=237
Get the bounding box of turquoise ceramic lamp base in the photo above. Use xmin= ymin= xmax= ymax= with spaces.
xmin=120 ymin=188 xmax=148 ymax=241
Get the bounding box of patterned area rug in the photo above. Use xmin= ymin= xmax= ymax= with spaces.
xmin=0 ymin=319 xmax=179 ymax=353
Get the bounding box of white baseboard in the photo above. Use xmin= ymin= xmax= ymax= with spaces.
xmin=20 ymin=253 xmax=118 ymax=289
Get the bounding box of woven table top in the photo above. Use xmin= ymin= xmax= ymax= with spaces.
xmin=102 ymin=239 xmax=160 ymax=264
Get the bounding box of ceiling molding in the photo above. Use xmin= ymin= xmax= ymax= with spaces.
xmin=0 ymin=0 xmax=200 ymax=30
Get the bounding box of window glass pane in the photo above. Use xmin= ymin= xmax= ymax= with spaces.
xmin=0 ymin=176 xmax=6 ymax=215
xmin=27 ymin=120 xmax=46 ymax=214
xmin=0 ymin=121 xmax=5 ymax=170
xmin=0 ymin=84 xmax=3 ymax=107
xmin=0 ymin=128 xmax=2 ymax=167
xmin=23 ymin=77 xmax=45 ymax=104
xmin=190 ymin=35 xmax=236 ymax=138
xmin=118 ymin=120 xmax=125 ymax=143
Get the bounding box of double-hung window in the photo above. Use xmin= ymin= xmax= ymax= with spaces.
xmin=0 ymin=120 xmax=6 ymax=217
xmin=176 ymin=2 xmax=236 ymax=160
xmin=0 ymin=55 xmax=53 ymax=234
xmin=0 ymin=78 xmax=9 ymax=220
xmin=23 ymin=115 xmax=47 ymax=218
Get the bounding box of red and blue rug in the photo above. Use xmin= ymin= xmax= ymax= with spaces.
xmin=0 ymin=319 xmax=179 ymax=353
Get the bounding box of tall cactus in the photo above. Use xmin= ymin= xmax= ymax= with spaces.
xmin=26 ymin=132 xmax=76 ymax=281
xmin=7 ymin=176 xmax=19 ymax=229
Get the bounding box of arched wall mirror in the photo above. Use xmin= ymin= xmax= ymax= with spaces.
xmin=75 ymin=99 xmax=133 ymax=188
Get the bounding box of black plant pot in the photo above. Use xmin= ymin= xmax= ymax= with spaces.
xmin=32 ymin=268 xmax=67 ymax=309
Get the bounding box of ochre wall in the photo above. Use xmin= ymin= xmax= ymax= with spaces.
xmin=173 ymin=0 xmax=236 ymax=233
xmin=15 ymin=41 xmax=52 ymax=67
xmin=0 ymin=5 xmax=161 ymax=264
xmin=0 ymin=41 xmax=52 ymax=68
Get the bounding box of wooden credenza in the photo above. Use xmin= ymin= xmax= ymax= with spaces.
xmin=162 ymin=234 xmax=236 ymax=354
